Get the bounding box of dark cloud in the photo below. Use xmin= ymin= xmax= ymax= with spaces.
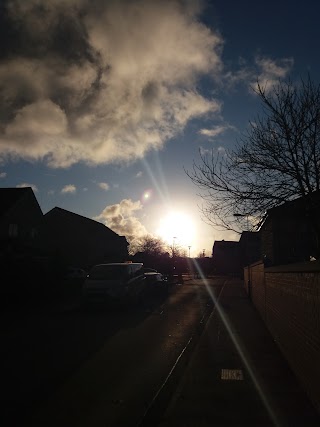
xmin=2 ymin=2 xmax=91 ymax=61
xmin=0 ymin=0 xmax=223 ymax=167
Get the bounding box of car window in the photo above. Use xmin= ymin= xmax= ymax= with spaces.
xmin=134 ymin=265 xmax=144 ymax=276
xmin=128 ymin=265 xmax=134 ymax=278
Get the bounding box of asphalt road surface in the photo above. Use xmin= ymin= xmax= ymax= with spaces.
xmin=1 ymin=276 xmax=226 ymax=426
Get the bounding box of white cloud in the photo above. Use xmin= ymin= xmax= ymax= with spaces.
xmin=61 ymin=184 xmax=76 ymax=194
xmin=252 ymin=56 xmax=294 ymax=93
xmin=0 ymin=172 xmax=7 ymax=178
xmin=0 ymin=0 xmax=224 ymax=168
xmin=199 ymin=146 xmax=211 ymax=157
xmin=97 ymin=182 xmax=110 ymax=191
xmin=16 ymin=183 xmax=38 ymax=192
xmin=93 ymin=198 xmax=148 ymax=245
xmin=199 ymin=145 xmax=226 ymax=157
xmin=222 ymin=55 xmax=294 ymax=94
xmin=199 ymin=125 xmax=229 ymax=138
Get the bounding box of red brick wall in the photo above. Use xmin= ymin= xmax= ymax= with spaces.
xmin=246 ymin=261 xmax=320 ymax=413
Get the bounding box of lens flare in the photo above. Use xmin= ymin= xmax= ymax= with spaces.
xmin=141 ymin=189 xmax=152 ymax=203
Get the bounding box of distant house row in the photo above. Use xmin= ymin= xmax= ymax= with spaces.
xmin=212 ymin=191 xmax=320 ymax=275
xmin=0 ymin=187 xmax=129 ymax=275
xmin=2 ymin=186 xmax=320 ymax=279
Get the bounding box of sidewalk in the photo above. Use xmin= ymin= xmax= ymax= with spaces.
xmin=158 ymin=277 xmax=320 ymax=427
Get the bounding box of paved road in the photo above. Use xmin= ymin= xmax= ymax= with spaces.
xmin=1 ymin=277 xmax=226 ymax=426
xmin=157 ymin=278 xmax=320 ymax=427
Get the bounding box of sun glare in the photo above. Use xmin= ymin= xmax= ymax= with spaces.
xmin=157 ymin=211 xmax=195 ymax=247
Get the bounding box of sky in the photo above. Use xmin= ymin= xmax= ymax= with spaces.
xmin=1 ymin=0 xmax=320 ymax=257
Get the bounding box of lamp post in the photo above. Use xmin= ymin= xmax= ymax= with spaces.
xmin=188 ymin=245 xmax=191 ymax=258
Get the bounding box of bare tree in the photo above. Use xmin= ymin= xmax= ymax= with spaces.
xmin=132 ymin=235 xmax=168 ymax=256
xmin=171 ymin=244 xmax=186 ymax=258
xmin=186 ymin=74 xmax=320 ymax=248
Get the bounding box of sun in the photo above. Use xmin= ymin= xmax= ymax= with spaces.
xmin=157 ymin=211 xmax=195 ymax=247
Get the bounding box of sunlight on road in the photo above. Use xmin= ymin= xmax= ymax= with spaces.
xmin=190 ymin=258 xmax=282 ymax=427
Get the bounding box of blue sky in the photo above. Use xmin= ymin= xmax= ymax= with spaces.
xmin=1 ymin=0 xmax=320 ymax=257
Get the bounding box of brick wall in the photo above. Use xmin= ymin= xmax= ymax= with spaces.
xmin=244 ymin=261 xmax=266 ymax=321
xmin=246 ymin=260 xmax=320 ymax=414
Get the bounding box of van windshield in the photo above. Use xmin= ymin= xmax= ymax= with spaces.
xmin=89 ymin=265 xmax=129 ymax=280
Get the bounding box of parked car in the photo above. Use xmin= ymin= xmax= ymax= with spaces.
xmin=144 ymin=267 xmax=163 ymax=281
xmin=64 ymin=267 xmax=87 ymax=280
xmin=82 ymin=262 xmax=146 ymax=304
xmin=144 ymin=267 xmax=168 ymax=293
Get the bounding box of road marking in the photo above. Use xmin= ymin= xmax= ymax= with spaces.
xmin=221 ymin=369 xmax=244 ymax=380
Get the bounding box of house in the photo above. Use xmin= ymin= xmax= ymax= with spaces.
xmin=41 ymin=207 xmax=129 ymax=269
xmin=238 ymin=231 xmax=261 ymax=267
xmin=259 ymin=191 xmax=320 ymax=266
xmin=0 ymin=187 xmax=50 ymax=292
xmin=212 ymin=240 xmax=241 ymax=276
xmin=0 ymin=187 xmax=130 ymax=296
xmin=0 ymin=187 xmax=44 ymax=255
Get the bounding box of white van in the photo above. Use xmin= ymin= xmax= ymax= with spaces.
xmin=82 ymin=262 xmax=146 ymax=304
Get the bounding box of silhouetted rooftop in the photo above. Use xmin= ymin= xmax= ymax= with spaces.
xmin=0 ymin=187 xmax=35 ymax=217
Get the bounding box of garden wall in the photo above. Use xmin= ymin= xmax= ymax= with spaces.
xmin=245 ymin=260 xmax=320 ymax=413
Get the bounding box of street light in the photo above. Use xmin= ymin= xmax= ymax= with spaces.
xmin=188 ymin=245 xmax=191 ymax=258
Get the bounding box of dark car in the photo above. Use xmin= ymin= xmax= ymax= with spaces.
xmin=65 ymin=267 xmax=87 ymax=280
xmin=144 ymin=268 xmax=168 ymax=293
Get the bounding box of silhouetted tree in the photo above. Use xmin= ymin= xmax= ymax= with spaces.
xmin=186 ymin=74 xmax=320 ymax=255
xmin=131 ymin=235 xmax=170 ymax=270
xmin=133 ymin=235 xmax=167 ymax=256
xmin=171 ymin=243 xmax=185 ymax=258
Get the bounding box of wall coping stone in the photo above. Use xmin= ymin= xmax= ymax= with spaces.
xmin=265 ymin=260 xmax=320 ymax=273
